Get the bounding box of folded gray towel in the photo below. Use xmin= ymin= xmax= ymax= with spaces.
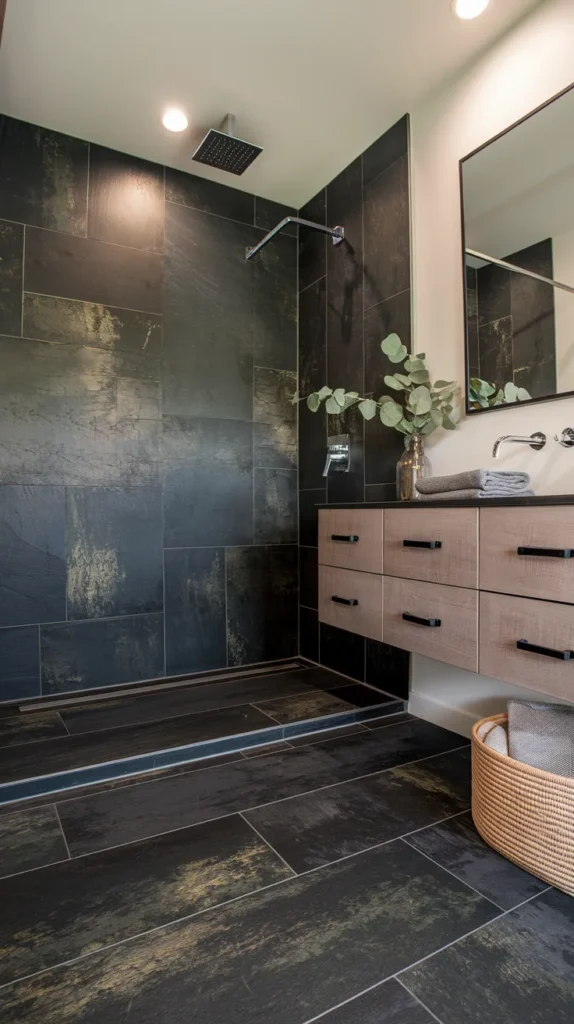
xmin=418 ymin=488 xmax=534 ymax=501
xmin=416 ymin=469 xmax=530 ymax=495
xmin=508 ymin=700 xmax=574 ymax=778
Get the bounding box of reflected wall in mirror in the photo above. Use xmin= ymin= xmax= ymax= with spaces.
xmin=461 ymin=83 xmax=574 ymax=414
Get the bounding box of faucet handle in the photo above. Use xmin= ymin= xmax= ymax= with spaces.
xmin=555 ymin=428 xmax=574 ymax=448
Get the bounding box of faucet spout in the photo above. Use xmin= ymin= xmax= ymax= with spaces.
xmin=492 ymin=432 xmax=546 ymax=458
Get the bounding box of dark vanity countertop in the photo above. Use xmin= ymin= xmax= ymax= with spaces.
xmin=317 ymin=494 xmax=574 ymax=509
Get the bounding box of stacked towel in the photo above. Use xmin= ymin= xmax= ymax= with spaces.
xmin=416 ymin=469 xmax=532 ymax=500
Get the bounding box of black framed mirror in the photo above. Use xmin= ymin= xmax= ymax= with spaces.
xmin=460 ymin=83 xmax=574 ymax=415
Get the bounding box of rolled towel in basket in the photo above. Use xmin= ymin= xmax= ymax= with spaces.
xmin=418 ymin=488 xmax=534 ymax=502
xmin=416 ymin=469 xmax=531 ymax=496
xmin=507 ymin=700 xmax=574 ymax=778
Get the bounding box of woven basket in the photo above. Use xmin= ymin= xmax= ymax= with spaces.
xmin=472 ymin=712 xmax=574 ymax=896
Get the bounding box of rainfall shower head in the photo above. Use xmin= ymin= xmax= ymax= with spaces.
xmin=192 ymin=114 xmax=262 ymax=175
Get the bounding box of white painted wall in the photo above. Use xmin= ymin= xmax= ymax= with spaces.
xmin=408 ymin=0 xmax=574 ymax=735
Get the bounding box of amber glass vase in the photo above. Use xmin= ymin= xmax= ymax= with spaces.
xmin=396 ymin=434 xmax=431 ymax=501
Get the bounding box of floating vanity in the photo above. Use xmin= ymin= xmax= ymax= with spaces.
xmin=318 ymin=498 xmax=574 ymax=702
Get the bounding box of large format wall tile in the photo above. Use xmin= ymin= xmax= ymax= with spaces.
xmin=253 ymin=366 xmax=297 ymax=469
xmin=364 ymin=290 xmax=411 ymax=486
xmin=299 ymin=188 xmax=326 ymax=292
xmin=254 ymin=197 xmax=297 ymax=236
xmin=300 ymin=606 xmax=319 ymax=662
xmin=0 ymin=626 xmax=40 ymax=700
xmin=164 ymin=547 xmax=226 ymax=675
xmin=0 ymin=116 xmax=88 ymax=234
xmin=299 ymin=546 xmax=318 ymax=609
xmin=299 ymin=277 xmax=327 ymax=489
xmin=327 ymin=156 xmax=363 ymax=390
xmin=23 ymin=293 xmax=162 ymax=355
xmin=365 ymin=639 xmax=409 ymax=701
xmin=362 ymin=115 xmax=409 ymax=190
xmin=226 ymin=545 xmax=298 ymax=665
xmin=166 ymin=167 xmax=255 ymax=225
xmin=163 ymin=202 xmax=254 ymax=419
xmin=163 ymin=415 xmax=253 ymax=547
xmin=66 ymin=486 xmax=163 ymax=620
xmin=253 ymin=232 xmax=297 ymax=370
xmin=320 ymin=622 xmax=365 ymax=682
xmin=41 ymin=613 xmax=164 ymax=694
xmin=25 ymin=227 xmax=163 ymax=313
xmin=299 ymin=487 xmax=324 ymax=547
xmin=254 ymin=468 xmax=297 ymax=543
xmin=363 ymin=153 xmax=410 ymax=310
xmin=0 ymin=220 xmax=23 ymax=336
xmin=88 ymin=145 xmax=164 ymax=253
xmin=0 ymin=335 xmax=160 ymax=486
xmin=0 ymin=485 xmax=65 ymax=627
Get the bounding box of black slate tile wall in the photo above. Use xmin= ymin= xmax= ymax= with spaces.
xmin=298 ymin=115 xmax=411 ymax=700
xmin=0 ymin=114 xmax=298 ymax=702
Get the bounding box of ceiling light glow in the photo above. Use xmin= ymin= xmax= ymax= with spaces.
xmin=452 ymin=0 xmax=491 ymax=19
xmin=162 ymin=108 xmax=188 ymax=132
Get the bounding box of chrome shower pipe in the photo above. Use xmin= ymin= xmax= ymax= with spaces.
xmin=246 ymin=216 xmax=344 ymax=261
xmin=466 ymin=248 xmax=574 ymax=296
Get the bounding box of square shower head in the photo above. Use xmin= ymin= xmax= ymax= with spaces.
xmin=192 ymin=128 xmax=263 ymax=175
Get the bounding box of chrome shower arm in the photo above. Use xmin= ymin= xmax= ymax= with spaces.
xmin=246 ymin=217 xmax=344 ymax=261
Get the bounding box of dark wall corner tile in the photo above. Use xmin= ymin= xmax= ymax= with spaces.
xmin=0 ymin=625 xmax=40 ymax=700
xmin=320 ymin=622 xmax=365 ymax=682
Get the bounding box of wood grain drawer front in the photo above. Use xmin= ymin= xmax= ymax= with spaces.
xmin=383 ymin=576 xmax=478 ymax=672
xmin=319 ymin=566 xmax=383 ymax=641
xmin=480 ymin=507 xmax=574 ymax=603
xmin=384 ymin=508 xmax=479 ymax=588
xmin=480 ymin=591 xmax=574 ymax=701
xmin=318 ymin=509 xmax=383 ymax=573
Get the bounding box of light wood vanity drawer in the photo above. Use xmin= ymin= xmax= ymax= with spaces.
xmin=480 ymin=591 xmax=574 ymax=701
xmin=383 ymin=576 xmax=478 ymax=672
xmin=319 ymin=565 xmax=383 ymax=640
xmin=384 ymin=508 xmax=478 ymax=588
xmin=318 ymin=509 xmax=383 ymax=574
xmin=480 ymin=507 xmax=574 ymax=603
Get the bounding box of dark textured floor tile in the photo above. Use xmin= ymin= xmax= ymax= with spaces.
xmin=88 ymin=145 xmax=164 ymax=253
xmin=0 ymin=710 xmax=67 ymax=749
xmin=364 ymin=153 xmax=410 ymax=310
xmin=320 ymin=622 xmax=365 ymax=682
xmin=0 ymin=805 xmax=68 ymax=878
xmin=0 ymin=484 xmax=66 ymax=627
xmin=299 ymin=187 xmax=327 ymax=291
xmin=0 ymin=336 xmax=160 ymax=487
xmin=0 ymin=703 xmax=273 ymax=784
xmin=25 ymin=226 xmax=163 ymax=314
xmin=328 ymin=682 xmax=393 ymax=708
xmin=318 ymin=978 xmax=433 ymax=1023
xmin=166 ymin=168 xmax=254 ymax=225
xmin=226 ymin=545 xmax=298 ymax=665
xmin=300 ymin=545 xmax=318 ymax=609
xmin=253 ymin=366 xmax=297 ymax=469
xmin=40 ymin=613 xmax=164 ymax=695
xmin=23 ymin=293 xmax=163 ymax=355
xmin=163 ymin=202 xmax=254 ymax=419
xmin=405 ymin=810 xmax=548 ymax=910
xmin=253 ymin=230 xmax=297 ymax=371
xmin=162 ymin=415 xmax=253 ymax=547
xmin=288 ymin=722 xmax=368 ymax=747
xmin=242 ymin=741 xmax=293 ymax=758
xmin=164 ymin=547 xmax=226 ymax=676
xmin=244 ymin=747 xmax=470 ymax=872
xmin=366 ymin=712 xmax=415 ymax=730
xmin=0 ymin=115 xmax=88 ymax=234
xmin=403 ymin=887 xmax=574 ymax=1024
xmin=254 ymin=468 xmax=297 ymax=543
xmin=57 ymin=719 xmax=468 ymax=856
xmin=0 ymin=813 xmax=290 ymax=987
xmin=0 ymin=626 xmax=40 ymax=701
xmin=255 ymin=197 xmax=297 ymax=236
xmin=299 ymin=487 xmax=324 ymax=546
xmin=0 ymin=839 xmax=498 ymax=1024
xmin=66 ymin=486 xmax=163 ymax=620
xmin=300 ymin=606 xmax=319 ymax=661
xmin=298 ymin=276 xmax=327 ymax=489
xmin=365 ymin=638 xmax=410 ymax=701
xmin=0 ymin=220 xmax=23 ymax=336
xmin=362 ymin=115 xmax=409 ymax=189
xmin=255 ymin=688 xmax=356 ymax=724
xmin=364 ymin=290 xmax=411 ymax=486
xmin=62 ymin=669 xmax=321 ymax=735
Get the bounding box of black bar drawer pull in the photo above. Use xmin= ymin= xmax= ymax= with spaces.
xmin=403 ymin=540 xmax=442 ymax=550
xmin=402 ymin=613 xmax=441 ymax=628
xmin=331 ymin=534 xmax=359 ymax=543
xmin=332 ymin=595 xmax=358 ymax=606
xmin=517 ymin=639 xmax=573 ymax=661
xmin=517 ymin=546 xmax=573 ymax=559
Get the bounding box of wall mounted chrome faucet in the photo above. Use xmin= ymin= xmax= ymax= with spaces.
xmin=323 ymin=434 xmax=350 ymax=477
xmin=492 ymin=432 xmax=546 ymax=458
xmin=555 ymin=428 xmax=574 ymax=448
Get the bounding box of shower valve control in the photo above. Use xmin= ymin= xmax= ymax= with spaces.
xmin=323 ymin=435 xmax=351 ymax=477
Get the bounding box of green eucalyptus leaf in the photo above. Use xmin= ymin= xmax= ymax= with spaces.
xmin=479 ymin=381 xmax=496 ymax=397
xmin=387 ymin=344 xmax=408 ymax=364
xmin=358 ymin=399 xmax=377 ymax=421
xmin=430 ymin=408 xmax=443 ymax=427
xmin=442 ymin=414 xmax=457 ymax=430
xmin=379 ymin=394 xmax=394 ymax=404
xmin=400 ymin=418 xmax=415 ymax=434
xmin=317 ymin=386 xmax=333 ymax=400
xmin=408 ymin=386 xmax=432 ymax=415
xmin=307 ymin=393 xmax=320 ymax=413
xmin=504 ymin=381 xmax=519 ymax=403
xmin=421 ymin=419 xmax=438 ymax=435
xmin=380 ymin=333 xmax=401 ymax=356
xmin=325 ymin=396 xmax=341 ymax=415
xmin=516 ymin=387 xmax=531 ymax=401
xmin=409 ymin=370 xmax=430 ymax=385
xmin=412 ymin=415 xmax=428 ymax=429
xmin=434 ymin=380 xmax=454 ymax=389
xmin=345 ymin=391 xmax=360 ymax=399
xmin=333 ymin=387 xmax=346 ymax=407
xmin=416 ymin=353 xmax=426 ymax=360
xmin=380 ymin=400 xmax=403 ymax=427
xmin=384 ymin=374 xmax=405 ymax=391
xmin=394 ymin=373 xmax=413 ymax=387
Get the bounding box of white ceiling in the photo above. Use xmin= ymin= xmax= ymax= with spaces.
xmin=0 ymin=0 xmax=542 ymax=208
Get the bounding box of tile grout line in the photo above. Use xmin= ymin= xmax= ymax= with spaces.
xmin=22 ymin=289 xmax=163 ymax=321
xmin=395 ymin=977 xmax=446 ymax=1024
xmin=398 ymin=836 xmax=504 ymax=913
xmin=53 ymin=804 xmax=72 ymax=862
xmin=239 ymin=811 xmax=297 ymax=877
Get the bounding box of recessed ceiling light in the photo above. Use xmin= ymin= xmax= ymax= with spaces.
xmin=162 ymin=108 xmax=188 ymax=133
xmin=452 ymin=0 xmax=491 ymax=19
